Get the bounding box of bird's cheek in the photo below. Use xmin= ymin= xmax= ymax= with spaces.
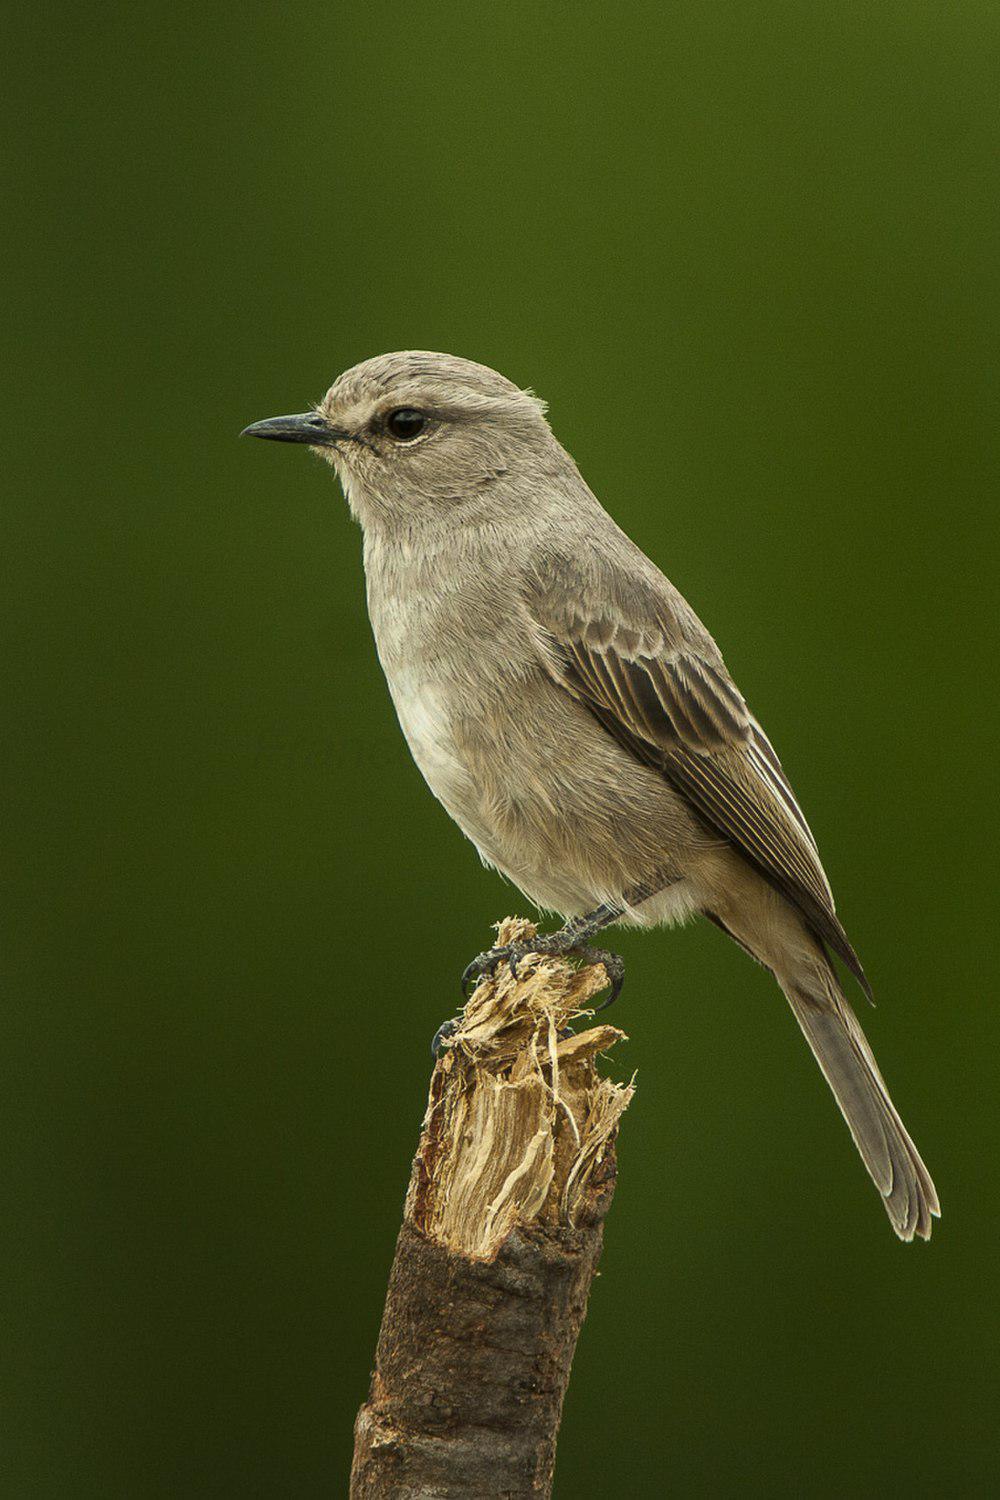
xmin=322 ymin=445 xmax=348 ymax=477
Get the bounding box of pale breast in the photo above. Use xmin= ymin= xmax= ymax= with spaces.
xmin=387 ymin=669 xmax=477 ymax=813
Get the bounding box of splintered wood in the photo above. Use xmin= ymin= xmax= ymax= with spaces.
xmin=406 ymin=917 xmax=634 ymax=1261
xmin=351 ymin=917 xmax=636 ymax=1498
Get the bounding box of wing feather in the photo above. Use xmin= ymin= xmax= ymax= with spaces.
xmin=529 ymin=580 xmax=870 ymax=997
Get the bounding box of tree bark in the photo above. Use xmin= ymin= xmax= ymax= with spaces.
xmin=350 ymin=918 xmax=633 ymax=1499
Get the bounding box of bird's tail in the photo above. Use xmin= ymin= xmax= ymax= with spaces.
xmin=779 ymin=961 xmax=940 ymax=1240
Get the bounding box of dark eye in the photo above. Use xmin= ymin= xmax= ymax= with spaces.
xmin=385 ymin=407 xmax=427 ymax=441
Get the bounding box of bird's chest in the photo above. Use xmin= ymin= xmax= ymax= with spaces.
xmin=363 ymin=538 xmax=539 ymax=850
xmin=387 ymin=668 xmax=469 ymax=797
xmin=366 ymin=563 xmax=482 ymax=811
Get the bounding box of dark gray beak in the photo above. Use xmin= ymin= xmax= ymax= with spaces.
xmin=240 ymin=411 xmax=346 ymax=446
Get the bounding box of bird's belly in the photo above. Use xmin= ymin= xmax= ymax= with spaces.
xmin=387 ymin=670 xmax=573 ymax=895
xmin=386 ymin=663 xmax=703 ymax=918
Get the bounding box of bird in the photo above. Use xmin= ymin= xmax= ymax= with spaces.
xmin=243 ymin=350 xmax=939 ymax=1241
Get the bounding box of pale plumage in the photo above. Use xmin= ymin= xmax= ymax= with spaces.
xmin=244 ymin=350 xmax=939 ymax=1241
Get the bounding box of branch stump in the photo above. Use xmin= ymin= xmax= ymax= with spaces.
xmin=350 ymin=918 xmax=634 ymax=1499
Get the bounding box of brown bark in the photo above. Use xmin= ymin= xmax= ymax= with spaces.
xmin=350 ymin=919 xmax=634 ymax=1499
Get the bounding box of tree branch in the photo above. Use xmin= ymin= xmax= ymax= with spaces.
xmin=350 ymin=918 xmax=634 ymax=1499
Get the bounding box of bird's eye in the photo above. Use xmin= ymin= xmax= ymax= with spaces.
xmin=385 ymin=408 xmax=427 ymax=441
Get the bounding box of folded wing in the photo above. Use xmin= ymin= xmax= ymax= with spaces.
xmin=527 ymin=572 xmax=870 ymax=997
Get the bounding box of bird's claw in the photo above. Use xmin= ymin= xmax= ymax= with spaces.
xmin=437 ymin=937 xmax=624 ymax=1055
xmin=434 ymin=944 xmax=532 ymax=1056
xmin=582 ymin=945 xmax=626 ymax=1011
xmin=460 ymin=942 xmax=532 ymax=998
xmin=430 ymin=1017 xmax=459 ymax=1057
xmin=459 ymin=935 xmax=625 ymax=1006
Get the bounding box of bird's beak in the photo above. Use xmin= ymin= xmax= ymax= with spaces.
xmin=240 ymin=411 xmax=347 ymax=446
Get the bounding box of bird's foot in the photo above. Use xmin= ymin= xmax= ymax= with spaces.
xmin=432 ymin=932 xmax=623 ymax=1056
xmin=430 ymin=1017 xmax=459 ymax=1057
xmin=459 ymin=932 xmax=625 ymax=1007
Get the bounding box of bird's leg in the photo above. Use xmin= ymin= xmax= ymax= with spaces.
xmin=452 ymin=906 xmax=624 ymax=1046
xmin=459 ymin=887 xmax=662 ymax=1006
xmin=433 ymin=912 xmax=622 ymax=1057
xmin=431 ymin=882 xmax=673 ymax=1055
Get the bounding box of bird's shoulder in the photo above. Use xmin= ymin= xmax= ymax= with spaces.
xmin=521 ymin=533 xmax=750 ymax=754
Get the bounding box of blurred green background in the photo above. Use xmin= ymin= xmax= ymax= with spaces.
xmin=3 ymin=2 xmax=998 ymax=1494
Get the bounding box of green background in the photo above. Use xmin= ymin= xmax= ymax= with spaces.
xmin=3 ymin=3 xmax=998 ymax=1494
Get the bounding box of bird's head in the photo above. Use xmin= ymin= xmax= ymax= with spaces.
xmin=242 ymin=351 xmax=556 ymax=528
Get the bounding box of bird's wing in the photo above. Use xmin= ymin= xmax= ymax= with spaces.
xmin=525 ymin=560 xmax=870 ymax=996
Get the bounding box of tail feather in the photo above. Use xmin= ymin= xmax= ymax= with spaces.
xmin=781 ymin=971 xmax=940 ymax=1241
